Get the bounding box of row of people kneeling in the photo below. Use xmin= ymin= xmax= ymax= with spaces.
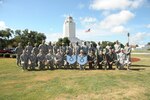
xmin=19 ymin=47 xmax=131 ymax=70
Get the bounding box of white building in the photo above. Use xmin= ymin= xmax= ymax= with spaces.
xmin=63 ymin=16 xmax=81 ymax=44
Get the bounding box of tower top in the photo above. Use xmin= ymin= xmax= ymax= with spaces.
xmin=65 ymin=16 xmax=74 ymax=23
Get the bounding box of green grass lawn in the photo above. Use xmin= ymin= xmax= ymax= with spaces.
xmin=0 ymin=54 xmax=150 ymax=100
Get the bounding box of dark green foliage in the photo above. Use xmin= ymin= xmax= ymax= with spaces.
xmin=11 ymin=54 xmax=16 ymax=58
xmin=56 ymin=37 xmax=70 ymax=46
xmin=0 ymin=53 xmax=3 ymax=57
xmin=0 ymin=28 xmax=46 ymax=49
xmin=3 ymin=53 xmax=10 ymax=58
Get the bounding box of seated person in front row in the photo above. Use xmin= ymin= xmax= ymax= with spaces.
xmin=37 ymin=49 xmax=46 ymax=70
xmin=20 ymin=50 xmax=28 ymax=70
xmin=106 ymin=49 xmax=115 ymax=69
xmin=97 ymin=50 xmax=107 ymax=69
xmin=29 ymin=50 xmax=37 ymax=70
xmin=88 ymin=50 xmax=96 ymax=69
xmin=78 ymin=50 xmax=87 ymax=70
xmin=45 ymin=49 xmax=54 ymax=70
xmin=54 ymin=49 xmax=63 ymax=69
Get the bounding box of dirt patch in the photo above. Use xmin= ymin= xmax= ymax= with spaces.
xmin=131 ymin=57 xmax=141 ymax=62
xmin=34 ymin=75 xmax=52 ymax=81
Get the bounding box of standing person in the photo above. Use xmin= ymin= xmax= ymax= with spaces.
xmin=106 ymin=49 xmax=115 ymax=69
xmin=124 ymin=43 xmax=131 ymax=69
xmin=15 ymin=43 xmax=23 ymax=66
xmin=60 ymin=43 xmax=66 ymax=66
xmin=29 ymin=50 xmax=37 ymax=70
xmin=45 ymin=49 xmax=55 ymax=70
xmin=20 ymin=50 xmax=28 ymax=70
xmin=54 ymin=49 xmax=63 ymax=69
xmin=53 ymin=43 xmax=59 ymax=55
xmin=105 ymin=42 xmax=111 ymax=54
xmin=118 ymin=48 xmax=126 ymax=70
xmin=88 ymin=50 xmax=96 ymax=69
xmin=97 ymin=42 xmax=103 ymax=52
xmin=25 ymin=42 xmax=33 ymax=56
xmin=81 ymin=41 xmax=88 ymax=55
xmin=114 ymin=40 xmax=121 ymax=59
xmin=67 ymin=43 xmax=73 ymax=56
xmin=97 ymin=50 xmax=106 ymax=69
xmin=47 ymin=41 xmax=53 ymax=54
xmin=88 ymin=43 xmax=96 ymax=54
xmin=38 ymin=40 xmax=48 ymax=55
xmin=37 ymin=49 xmax=46 ymax=70
xmin=74 ymin=42 xmax=81 ymax=55
xmin=32 ymin=43 xmax=39 ymax=56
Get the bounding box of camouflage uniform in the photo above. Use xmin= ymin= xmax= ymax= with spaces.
xmin=106 ymin=49 xmax=115 ymax=69
xmin=114 ymin=40 xmax=121 ymax=59
xmin=29 ymin=51 xmax=37 ymax=70
xmin=47 ymin=41 xmax=53 ymax=54
xmin=32 ymin=43 xmax=39 ymax=56
xmin=20 ymin=50 xmax=28 ymax=70
xmin=15 ymin=43 xmax=23 ymax=66
xmin=45 ymin=50 xmax=54 ymax=69
xmin=38 ymin=40 xmax=48 ymax=55
xmin=118 ymin=49 xmax=126 ymax=69
xmin=37 ymin=50 xmax=45 ymax=70
xmin=54 ymin=49 xmax=63 ymax=68
xmin=74 ymin=42 xmax=81 ymax=55
xmin=124 ymin=43 xmax=131 ymax=69
xmin=88 ymin=51 xmax=96 ymax=69
xmin=97 ymin=51 xmax=106 ymax=69
xmin=81 ymin=42 xmax=88 ymax=55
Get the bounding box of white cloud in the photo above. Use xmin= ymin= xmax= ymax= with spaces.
xmin=80 ymin=17 xmax=97 ymax=23
xmin=147 ymin=24 xmax=150 ymax=28
xmin=0 ymin=21 xmax=7 ymax=30
xmin=130 ymin=32 xmax=150 ymax=45
xmin=111 ymin=26 xmax=127 ymax=33
xmin=45 ymin=33 xmax=62 ymax=43
xmin=90 ymin=0 xmax=144 ymax=10
xmin=100 ymin=10 xmax=135 ymax=29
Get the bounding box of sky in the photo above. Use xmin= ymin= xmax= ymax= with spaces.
xmin=0 ymin=0 xmax=150 ymax=45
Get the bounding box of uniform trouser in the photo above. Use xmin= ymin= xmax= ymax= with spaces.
xmin=47 ymin=61 xmax=54 ymax=69
xmin=30 ymin=63 xmax=36 ymax=69
xmin=79 ymin=64 xmax=86 ymax=70
xmin=21 ymin=62 xmax=28 ymax=70
xmin=107 ymin=62 xmax=113 ymax=69
xmin=38 ymin=61 xmax=45 ymax=70
xmin=97 ymin=62 xmax=103 ymax=69
xmin=16 ymin=54 xmax=21 ymax=66
xmin=89 ymin=61 xmax=94 ymax=69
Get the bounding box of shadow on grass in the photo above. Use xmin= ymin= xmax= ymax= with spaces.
xmin=131 ymin=64 xmax=150 ymax=67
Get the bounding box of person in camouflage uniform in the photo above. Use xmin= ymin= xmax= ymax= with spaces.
xmin=20 ymin=50 xmax=28 ymax=70
xmin=37 ymin=49 xmax=46 ymax=70
xmin=45 ymin=49 xmax=55 ymax=70
xmin=38 ymin=40 xmax=48 ymax=55
xmin=97 ymin=50 xmax=106 ymax=69
xmin=15 ymin=43 xmax=23 ymax=66
xmin=88 ymin=50 xmax=96 ymax=69
xmin=29 ymin=50 xmax=37 ymax=70
xmin=54 ymin=49 xmax=63 ymax=69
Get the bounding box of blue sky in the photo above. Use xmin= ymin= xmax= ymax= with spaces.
xmin=0 ymin=0 xmax=150 ymax=45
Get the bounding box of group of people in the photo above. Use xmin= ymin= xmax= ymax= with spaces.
xmin=15 ymin=40 xmax=131 ymax=70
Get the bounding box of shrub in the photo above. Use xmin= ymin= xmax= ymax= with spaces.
xmin=11 ymin=54 xmax=16 ymax=58
xmin=3 ymin=53 xmax=10 ymax=58
xmin=0 ymin=53 xmax=3 ymax=57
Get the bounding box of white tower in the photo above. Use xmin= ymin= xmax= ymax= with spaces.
xmin=63 ymin=16 xmax=82 ymax=44
xmin=63 ymin=16 xmax=75 ymax=38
